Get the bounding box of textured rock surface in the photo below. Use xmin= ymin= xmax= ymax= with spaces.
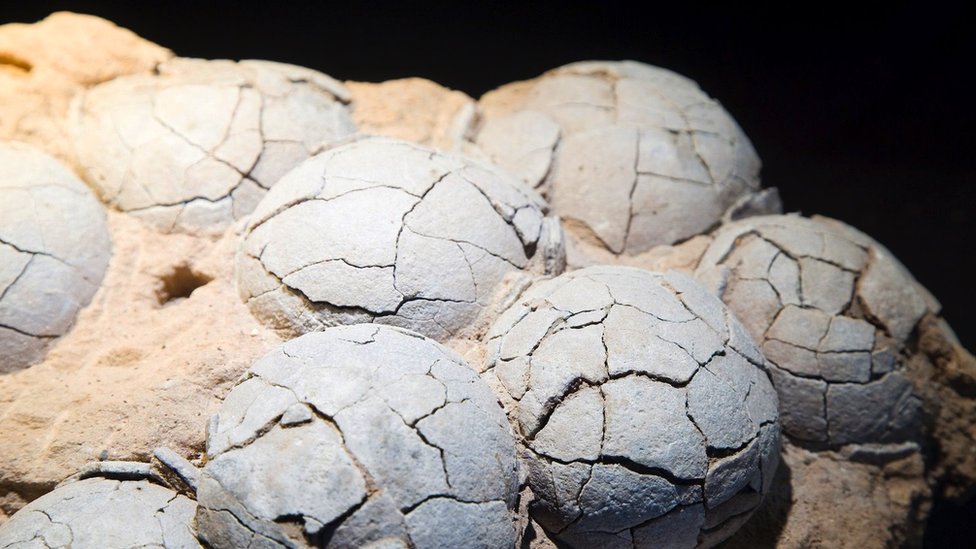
xmin=0 ymin=12 xmax=171 ymax=164
xmin=564 ymin=232 xmax=712 ymax=274
xmin=72 ymin=57 xmax=355 ymax=235
xmin=0 ymin=141 xmax=111 ymax=372
xmin=347 ymin=78 xmax=474 ymax=151
xmin=482 ymin=266 xmax=780 ymax=547
xmin=0 ymin=212 xmax=281 ymax=522
xmin=695 ymin=214 xmax=931 ymax=449
xmin=197 ymin=325 xmax=519 ymax=549
xmin=724 ymin=441 xmax=930 ymax=549
xmin=905 ymin=314 xmax=976 ymax=502
xmin=0 ymin=476 xmax=199 ymax=548
xmin=238 ymin=136 xmax=564 ymax=341
xmin=469 ymin=60 xmax=779 ymax=255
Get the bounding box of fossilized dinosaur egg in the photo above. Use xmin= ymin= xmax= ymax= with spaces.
xmin=71 ymin=57 xmax=355 ymax=235
xmin=0 ymin=476 xmax=199 ymax=548
xmin=237 ymin=136 xmax=565 ymax=341
xmin=469 ymin=60 xmax=779 ymax=255
xmin=483 ymin=266 xmax=780 ymax=548
xmin=695 ymin=214 xmax=935 ymax=448
xmin=0 ymin=141 xmax=111 ymax=373
xmin=197 ymin=324 xmax=519 ymax=549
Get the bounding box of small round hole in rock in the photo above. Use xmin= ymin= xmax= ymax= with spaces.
xmin=155 ymin=264 xmax=213 ymax=305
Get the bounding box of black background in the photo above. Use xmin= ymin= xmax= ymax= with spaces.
xmin=4 ymin=1 xmax=974 ymax=542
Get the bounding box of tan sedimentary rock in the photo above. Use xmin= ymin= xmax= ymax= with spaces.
xmin=1 ymin=12 xmax=974 ymax=548
xmin=347 ymin=77 xmax=475 ymax=151
xmin=905 ymin=314 xmax=976 ymax=502
xmin=724 ymin=442 xmax=930 ymax=549
xmin=0 ymin=213 xmax=281 ymax=522
xmin=0 ymin=12 xmax=172 ymax=165
xmin=564 ymin=231 xmax=712 ymax=273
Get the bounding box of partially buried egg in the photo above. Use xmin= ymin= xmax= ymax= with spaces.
xmin=482 ymin=266 xmax=781 ymax=548
xmin=197 ymin=324 xmax=520 ymax=549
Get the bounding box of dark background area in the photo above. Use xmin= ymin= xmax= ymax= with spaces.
xmin=3 ymin=1 xmax=974 ymax=544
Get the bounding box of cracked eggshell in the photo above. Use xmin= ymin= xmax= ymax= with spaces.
xmin=0 ymin=477 xmax=200 ymax=548
xmin=469 ymin=60 xmax=779 ymax=256
xmin=482 ymin=266 xmax=780 ymax=548
xmin=71 ymin=57 xmax=355 ymax=235
xmin=694 ymin=214 xmax=933 ymax=449
xmin=237 ymin=136 xmax=564 ymax=342
xmin=0 ymin=141 xmax=111 ymax=373
xmin=197 ymin=324 xmax=519 ymax=549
